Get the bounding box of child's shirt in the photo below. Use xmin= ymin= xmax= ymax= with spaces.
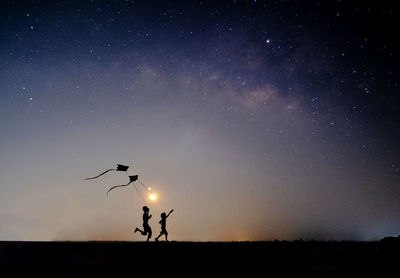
xmin=143 ymin=212 xmax=150 ymax=224
xmin=160 ymin=218 xmax=166 ymax=230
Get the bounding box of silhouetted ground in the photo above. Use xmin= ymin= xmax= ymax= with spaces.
xmin=1 ymin=240 xmax=399 ymax=276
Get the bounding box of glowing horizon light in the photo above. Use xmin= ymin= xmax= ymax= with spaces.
xmin=149 ymin=193 xmax=157 ymax=201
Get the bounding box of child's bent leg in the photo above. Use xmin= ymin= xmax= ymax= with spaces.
xmin=135 ymin=228 xmax=147 ymax=235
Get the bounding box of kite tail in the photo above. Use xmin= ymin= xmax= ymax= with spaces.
xmin=107 ymin=181 xmax=132 ymax=196
xmin=85 ymin=169 xmax=115 ymax=180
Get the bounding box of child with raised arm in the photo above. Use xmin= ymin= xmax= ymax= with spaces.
xmin=155 ymin=209 xmax=174 ymax=242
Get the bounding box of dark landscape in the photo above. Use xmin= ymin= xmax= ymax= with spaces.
xmin=1 ymin=239 xmax=399 ymax=276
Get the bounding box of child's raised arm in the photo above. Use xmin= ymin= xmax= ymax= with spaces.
xmin=166 ymin=209 xmax=174 ymax=218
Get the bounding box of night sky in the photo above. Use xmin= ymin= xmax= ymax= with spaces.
xmin=0 ymin=0 xmax=399 ymax=241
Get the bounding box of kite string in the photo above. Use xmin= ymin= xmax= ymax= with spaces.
xmin=132 ymin=182 xmax=145 ymax=203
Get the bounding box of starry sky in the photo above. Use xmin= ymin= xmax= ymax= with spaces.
xmin=0 ymin=0 xmax=399 ymax=241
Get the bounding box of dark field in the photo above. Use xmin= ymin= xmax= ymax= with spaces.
xmin=1 ymin=240 xmax=398 ymax=276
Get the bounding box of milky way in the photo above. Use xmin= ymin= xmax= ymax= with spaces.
xmin=0 ymin=1 xmax=399 ymax=241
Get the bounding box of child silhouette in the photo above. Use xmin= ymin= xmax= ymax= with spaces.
xmin=134 ymin=206 xmax=152 ymax=241
xmin=155 ymin=209 xmax=174 ymax=242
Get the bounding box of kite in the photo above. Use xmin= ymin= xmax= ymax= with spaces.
xmin=107 ymin=175 xmax=138 ymax=196
xmin=85 ymin=163 xmax=169 ymax=208
xmin=85 ymin=164 xmax=129 ymax=180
